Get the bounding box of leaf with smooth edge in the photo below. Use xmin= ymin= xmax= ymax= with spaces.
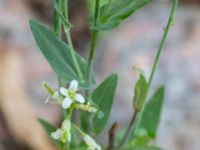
xmin=93 ymin=0 xmax=151 ymax=31
xmin=38 ymin=118 xmax=56 ymax=135
xmin=137 ymin=87 xmax=165 ymax=138
xmin=38 ymin=118 xmax=63 ymax=146
xmin=92 ymin=74 xmax=118 ymax=134
xmin=121 ymin=146 xmax=163 ymax=150
xmin=30 ymin=20 xmax=92 ymax=89
xmin=133 ymin=74 xmax=148 ymax=111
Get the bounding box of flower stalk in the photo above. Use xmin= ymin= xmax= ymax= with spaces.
xmin=87 ymin=0 xmax=100 ymax=89
xmin=118 ymin=0 xmax=179 ymax=147
xmin=62 ymin=0 xmax=84 ymax=79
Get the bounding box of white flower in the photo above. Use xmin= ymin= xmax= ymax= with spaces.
xmin=62 ymin=119 xmax=71 ymax=142
xmin=51 ymin=119 xmax=71 ymax=143
xmin=69 ymin=80 xmax=78 ymax=91
xmin=84 ymin=135 xmax=101 ymax=150
xmin=62 ymin=97 xmax=73 ymax=109
xmin=51 ymin=129 xmax=63 ymax=140
xmin=60 ymin=80 xmax=85 ymax=109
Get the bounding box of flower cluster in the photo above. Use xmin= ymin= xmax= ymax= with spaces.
xmin=51 ymin=80 xmax=97 ymax=112
xmin=51 ymin=119 xmax=71 ymax=143
xmin=44 ymin=80 xmax=101 ymax=149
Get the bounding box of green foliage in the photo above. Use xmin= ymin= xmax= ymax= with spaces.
xmin=52 ymin=0 xmax=62 ymax=37
xmin=92 ymin=74 xmax=118 ymax=134
xmin=133 ymin=74 xmax=148 ymax=111
xmin=30 ymin=0 xmax=179 ymax=149
xmin=136 ymin=87 xmax=165 ymax=138
xmin=38 ymin=118 xmax=56 ymax=135
xmin=121 ymin=146 xmax=163 ymax=150
xmin=88 ymin=0 xmax=109 ymax=23
xmin=53 ymin=1 xmax=72 ymax=31
xmin=91 ymin=0 xmax=151 ymax=31
xmin=38 ymin=118 xmax=63 ymax=146
xmin=30 ymin=20 xmax=92 ymax=89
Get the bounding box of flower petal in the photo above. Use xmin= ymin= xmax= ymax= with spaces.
xmin=69 ymin=80 xmax=78 ymax=91
xmin=67 ymin=132 xmax=71 ymax=142
xmin=60 ymin=87 xmax=69 ymax=96
xmin=84 ymin=135 xmax=101 ymax=150
xmin=51 ymin=129 xmax=62 ymax=140
xmin=75 ymin=94 xmax=85 ymax=103
xmin=53 ymin=91 xmax=59 ymax=99
xmin=62 ymin=97 xmax=73 ymax=109
xmin=62 ymin=119 xmax=71 ymax=131
xmin=84 ymin=135 xmax=96 ymax=147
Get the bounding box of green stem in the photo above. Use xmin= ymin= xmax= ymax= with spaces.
xmin=119 ymin=110 xmax=139 ymax=147
xmin=42 ymin=82 xmax=54 ymax=95
xmin=67 ymin=107 xmax=73 ymax=119
xmin=65 ymin=29 xmax=84 ymax=79
xmin=82 ymin=0 xmax=99 ymax=133
xmin=87 ymin=31 xmax=98 ymax=85
xmin=136 ymin=0 xmax=179 ymax=138
xmin=62 ymin=0 xmax=84 ymax=79
xmin=148 ymin=0 xmax=179 ymax=88
xmin=86 ymin=0 xmax=99 ymax=94
xmin=118 ymin=0 xmax=179 ymax=147
xmin=72 ymin=124 xmax=85 ymax=136
xmin=53 ymin=0 xmax=62 ymax=38
xmin=53 ymin=0 xmax=62 ymax=86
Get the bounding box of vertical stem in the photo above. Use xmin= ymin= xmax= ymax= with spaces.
xmin=62 ymin=0 xmax=84 ymax=79
xmin=87 ymin=31 xmax=98 ymax=85
xmin=81 ymin=0 xmax=99 ymax=133
xmin=107 ymin=122 xmax=118 ymax=150
xmin=53 ymin=0 xmax=62 ymax=38
xmin=118 ymin=110 xmax=139 ymax=148
xmin=118 ymin=0 xmax=179 ymax=147
xmin=53 ymin=0 xmax=62 ymax=86
xmin=65 ymin=29 xmax=84 ymax=79
xmin=148 ymin=0 xmax=179 ymax=88
xmin=87 ymin=0 xmax=99 ymax=93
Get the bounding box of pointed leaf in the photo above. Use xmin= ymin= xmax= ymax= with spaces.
xmin=121 ymin=146 xmax=163 ymax=150
xmin=137 ymin=87 xmax=165 ymax=138
xmin=133 ymin=74 xmax=148 ymax=111
xmin=93 ymin=0 xmax=151 ymax=31
xmin=38 ymin=118 xmax=63 ymax=146
xmin=92 ymin=74 xmax=118 ymax=134
xmin=38 ymin=118 xmax=56 ymax=135
xmin=30 ymin=20 xmax=92 ymax=89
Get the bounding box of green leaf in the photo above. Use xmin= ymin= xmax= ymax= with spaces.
xmin=133 ymin=74 xmax=148 ymax=111
xmin=93 ymin=0 xmax=151 ymax=31
xmin=30 ymin=20 xmax=92 ymax=89
xmin=38 ymin=118 xmax=56 ymax=135
xmin=38 ymin=118 xmax=63 ymax=146
xmin=88 ymin=0 xmax=110 ymax=24
xmin=121 ymin=146 xmax=163 ymax=150
xmin=92 ymin=74 xmax=118 ymax=134
xmin=52 ymin=0 xmax=62 ymax=37
xmin=137 ymin=87 xmax=165 ymax=138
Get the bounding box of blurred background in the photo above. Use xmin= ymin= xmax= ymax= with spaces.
xmin=0 ymin=0 xmax=200 ymax=150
